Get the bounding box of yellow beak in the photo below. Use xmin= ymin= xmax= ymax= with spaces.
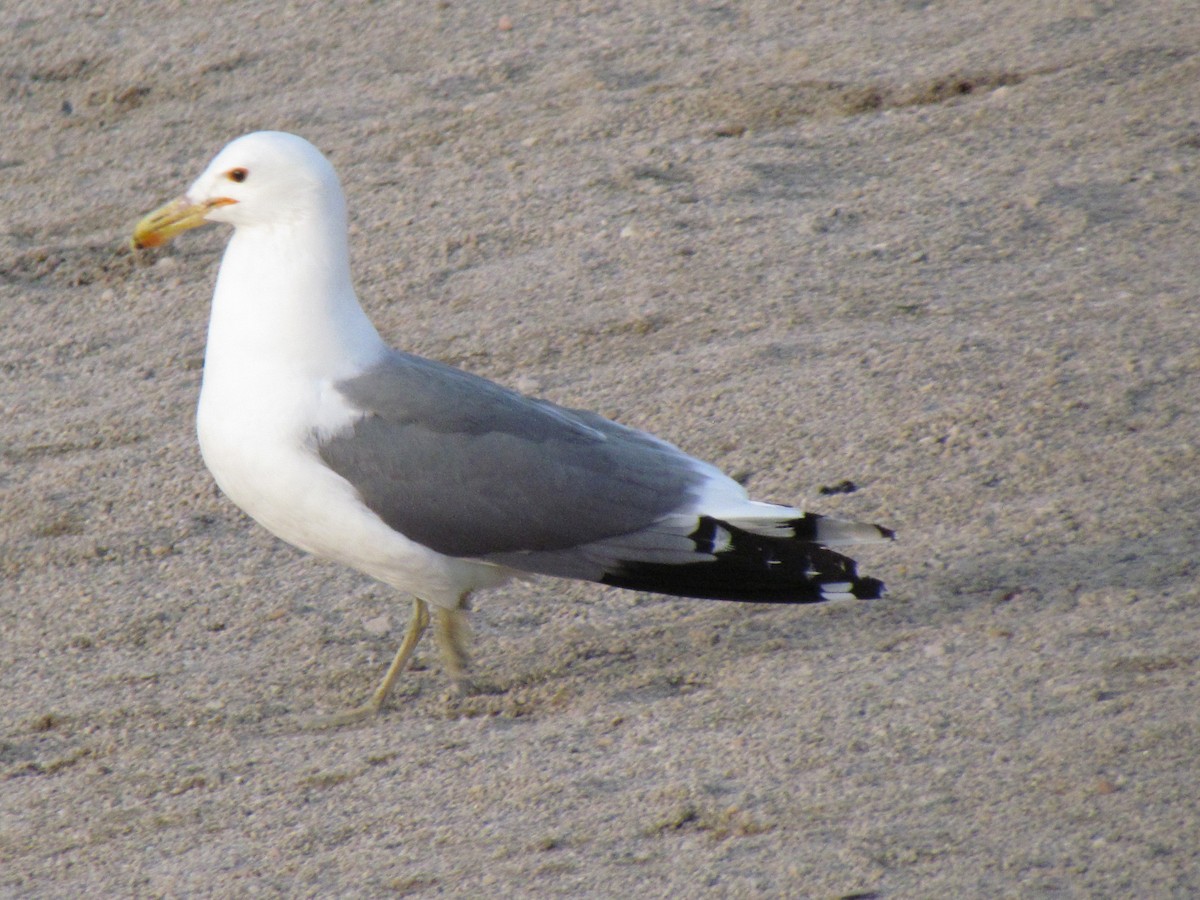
xmin=131 ymin=195 xmax=233 ymax=250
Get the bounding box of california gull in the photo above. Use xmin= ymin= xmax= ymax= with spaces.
xmin=132 ymin=131 xmax=893 ymax=725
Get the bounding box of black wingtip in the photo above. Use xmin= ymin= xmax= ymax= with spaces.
xmin=852 ymin=576 xmax=887 ymax=600
xmin=599 ymin=516 xmax=889 ymax=604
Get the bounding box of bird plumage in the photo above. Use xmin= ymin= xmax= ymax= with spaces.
xmin=133 ymin=131 xmax=893 ymax=722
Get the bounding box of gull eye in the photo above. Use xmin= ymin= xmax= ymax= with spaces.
xmin=228 ymin=167 xmax=249 ymax=183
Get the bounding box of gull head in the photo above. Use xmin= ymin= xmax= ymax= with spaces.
xmin=132 ymin=131 xmax=343 ymax=250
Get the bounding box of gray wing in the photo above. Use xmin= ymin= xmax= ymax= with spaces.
xmin=316 ymin=350 xmax=706 ymax=560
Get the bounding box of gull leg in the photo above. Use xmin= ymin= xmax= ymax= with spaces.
xmin=303 ymin=597 xmax=430 ymax=729
xmin=434 ymin=596 xmax=473 ymax=694
xmin=364 ymin=597 xmax=431 ymax=711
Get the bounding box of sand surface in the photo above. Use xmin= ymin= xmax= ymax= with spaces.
xmin=3 ymin=1 xmax=1198 ymax=896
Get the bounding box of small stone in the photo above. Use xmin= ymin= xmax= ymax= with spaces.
xmin=363 ymin=614 xmax=391 ymax=637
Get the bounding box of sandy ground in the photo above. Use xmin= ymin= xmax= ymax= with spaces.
xmin=3 ymin=1 xmax=1198 ymax=896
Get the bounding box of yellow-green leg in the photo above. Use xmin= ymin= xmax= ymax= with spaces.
xmin=434 ymin=604 xmax=472 ymax=694
xmin=303 ymin=596 xmax=431 ymax=729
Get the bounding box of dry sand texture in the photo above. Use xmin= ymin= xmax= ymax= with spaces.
xmin=3 ymin=1 xmax=1199 ymax=896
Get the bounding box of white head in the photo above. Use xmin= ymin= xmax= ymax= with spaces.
xmin=133 ymin=131 xmax=346 ymax=248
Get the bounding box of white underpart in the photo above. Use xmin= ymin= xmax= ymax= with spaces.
xmin=192 ymin=134 xmax=516 ymax=608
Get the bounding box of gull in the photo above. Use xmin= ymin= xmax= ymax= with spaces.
xmin=133 ymin=131 xmax=893 ymax=725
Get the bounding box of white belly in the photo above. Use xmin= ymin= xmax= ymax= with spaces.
xmin=195 ymin=367 xmax=511 ymax=606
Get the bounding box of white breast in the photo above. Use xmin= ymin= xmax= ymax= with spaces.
xmin=196 ymin=346 xmax=512 ymax=608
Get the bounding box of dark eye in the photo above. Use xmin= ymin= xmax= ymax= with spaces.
xmin=228 ymin=167 xmax=248 ymax=183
